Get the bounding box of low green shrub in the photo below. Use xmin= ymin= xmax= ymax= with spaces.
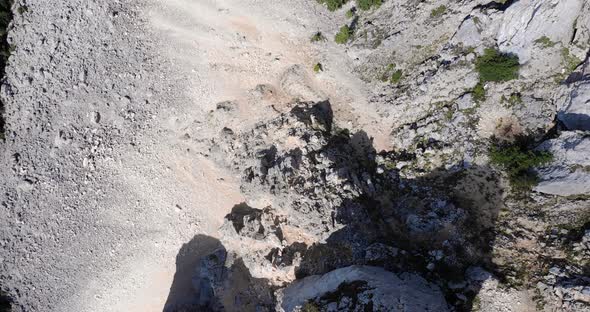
xmin=471 ymin=82 xmax=486 ymax=102
xmin=317 ymin=0 xmax=347 ymax=11
xmin=390 ymin=69 xmax=403 ymax=83
xmin=475 ymin=48 xmax=520 ymax=82
xmin=501 ymin=93 xmax=523 ymax=107
xmin=430 ymin=5 xmax=447 ymax=18
xmin=489 ymin=139 xmax=553 ymax=192
xmin=345 ymin=8 xmax=354 ymax=18
xmin=302 ymin=302 xmax=320 ymax=312
xmin=311 ymin=32 xmax=326 ymax=42
xmin=357 ymin=0 xmax=382 ymax=10
xmin=534 ymin=36 xmax=556 ymax=48
xmin=335 ymin=25 xmax=352 ymax=44
xmin=561 ymin=47 xmax=581 ymax=72
xmin=313 ymin=63 xmax=323 ymax=73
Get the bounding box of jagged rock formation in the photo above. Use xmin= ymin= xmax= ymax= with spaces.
xmin=0 ymin=0 xmax=589 ymax=311
xmin=276 ymin=265 xmax=449 ymax=312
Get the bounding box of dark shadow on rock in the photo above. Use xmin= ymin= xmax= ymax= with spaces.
xmin=557 ymin=112 xmax=590 ymax=131
xmin=163 ymin=234 xmax=273 ymax=312
xmin=175 ymin=101 xmax=508 ymax=311
xmin=163 ymin=235 xmax=222 ymax=312
xmin=0 ymin=290 xmax=11 ymax=312
xmin=281 ymin=126 xmax=505 ymax=311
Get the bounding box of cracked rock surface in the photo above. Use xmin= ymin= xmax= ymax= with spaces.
xmin=0 ymin=0 xmax=590 ymax=312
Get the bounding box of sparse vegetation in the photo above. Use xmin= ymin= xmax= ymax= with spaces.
xmin=534 ymin=36 xmax=556 ymax=48
xmin=302 ymin=301 xmax=320 ymax=312
xmin=390 ymin=69 xmax=402 ymax=83
xmin=430 ymin=5 xmax=447 ymax=18
xmin=501 ymin=93 xmax=523 ymax=107
xmin=554 ymin=47 xmax=582 ymax=82
xmin=471 ymin=81 xmax=486 ymax=102
xmin=335 ymin=25 xmax=352 ymax=44
xmin=345 ymin=8 xmax=355 ymax=18
xmin=489 ymin=138 xmax=553 ymax=192
xmin=316 ymin=0 xmax=348 ymax=11
xmin=311 ymin=31 xmax=326 ymax=42
xmin=380 ymin=64 xmax=403 ymax=83
xmin=313 ymin=63 xmax=323 ymax=73
xmin=357 ymin=0 xmax=382 ymax=10
xmin=561 ymin=47 xmax=581 ymax=72
xmin=475 ymin=48 xmax=520 ymax=82
xmin=16 ymin=4 xmax=25 ymax=15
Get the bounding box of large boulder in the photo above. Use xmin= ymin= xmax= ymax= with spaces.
xmin=558 ymin=82 xmax=590 ymax=131
xmin=275 ymin=265 xmax=449 ymax=312
xmin=497 ymin=0 xmax=583 ymax=64
xmin=535 ymin=131 xmax=590 ymax=196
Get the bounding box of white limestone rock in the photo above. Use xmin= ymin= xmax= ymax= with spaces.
xmin=275 ymin=265 xmax=449 ymax=312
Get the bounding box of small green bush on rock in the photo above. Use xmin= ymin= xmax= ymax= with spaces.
xmin=390 ymin=69 xmax=403 ymax=83
xmin=471 ymin=82 xmax=486 ymax=102
xmin=311 ymin=32 xmax=326 ymax=42
xmin=317 ymin=0 xmax=347 ymax=11
xmin=313 ymin=63 xmax=323 ymax=73
xmin=475 ymin=48 xmax=520 ymax=82
xmin=335 ymin=25 xmax=352 ymax=44
xmin=357 ymin=0 xmax=382 ymax=10
xmin=430 ymin=5 xmax=447 ymax=18
xmin=345 ymin=8 xmax=355 ymax=18
xmin=489 ymin=139 xmax=553 ymax=192
xmin=534 ymin=36 xmax=556 ymax=48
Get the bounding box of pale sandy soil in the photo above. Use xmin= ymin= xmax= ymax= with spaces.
xmin=84 ymin=1 xmax=392 ymax=310
xmin=0 ymin=1 xmax=393 ymax=311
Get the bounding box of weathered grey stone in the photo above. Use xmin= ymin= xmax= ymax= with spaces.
xmin=275 ymin=266 xmax=449 ymax=312
xmin=497 ymin=0 xmax=584 ymax=63
xmin=535 ymin=131 xmax=590 ymax=196
xmin=558 ymin=82 xmax=590 ymax=131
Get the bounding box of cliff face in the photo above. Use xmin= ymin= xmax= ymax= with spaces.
xmin=188 ymin=1 xmax=590 ymax=311
xmin=0 ymin=0 xmax=589 ymax=312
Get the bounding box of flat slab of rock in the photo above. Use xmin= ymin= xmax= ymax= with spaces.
xmin=558 ymin=82 xmax=590 ymax=131
xmin=498 ymin=0 xmax=583 ymax=63
xmin=535 ymin=131 xmax=590 ymax=196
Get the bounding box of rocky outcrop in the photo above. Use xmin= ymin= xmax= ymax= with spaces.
xmin=535 ymin=131 xmax=590 ymax=196
xmin=195 ymin=101 xmax=512 ymax=311
xmin=497 ymin=0 xmax=584 ymax=64
xmin=275 ymin=265 xmax=449 ymax=312
xmin=558 ymin=82 xmax=590 ymax=131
